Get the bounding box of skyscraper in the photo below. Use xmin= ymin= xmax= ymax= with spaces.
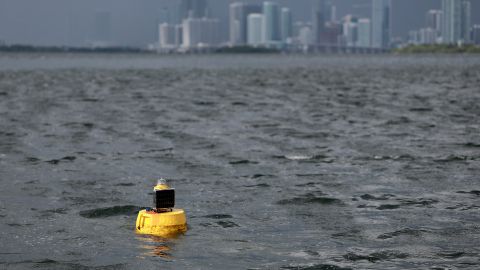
xmin=230 ymin=2 xmax=243 ymax=45
xmin=263 ymin=2 xmax=281 ymax=44
xmin=312 ymin=0 xmax=327 ymax=45
xmin=247 ymin=14 xmax=264 ymax=46
xmin=182 ymin=17 xmax=219 ymax=48
xmin=343 ymin=15 xmax=358 ymax=47
xmin=229 ymin=2 xmax=261 ymax=46
xmin=472 ymin=25 xmax=480 ymax=44
xmin=426 ymin=10 xmax=443 ymax=34
xmin=179 ymin=0 xmax=208 ymax=21
xmin=280 ymin=7 xmax=293 ymax=42
xmin=357 ymin=18 xmax=371 ymax=48
xmin=159 ymin=23 xmax=176 ymax=49
xmin=371 ymin=0 xmax=391 ymax=48
xmin=442 ymin=0 xmax=471 ymax=43
xmin=442 ymin=0 xmax=461 ymax=43
xmin=461 ymin=0 xmax=471 ymax=43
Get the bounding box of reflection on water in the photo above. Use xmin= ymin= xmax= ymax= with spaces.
xmin=137 ymin=235 xmax=176 ymax=259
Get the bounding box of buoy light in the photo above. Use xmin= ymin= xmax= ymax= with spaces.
xmin=136 ymin=179 xmax=187 ymax=237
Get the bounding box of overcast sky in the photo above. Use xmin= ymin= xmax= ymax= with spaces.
xmin=0 ymin=0 xmax=478 ymax=47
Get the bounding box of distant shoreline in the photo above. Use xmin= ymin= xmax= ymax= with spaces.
xmin=1 ymin=44 xmax=480 ymax=54
xmin=394 ymin=44 xmax=480 ymax=54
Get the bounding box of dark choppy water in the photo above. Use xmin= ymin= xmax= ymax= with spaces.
xmin=0 ymin=54 xmax=479 ymax=269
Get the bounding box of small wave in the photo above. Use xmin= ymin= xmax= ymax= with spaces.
xmin=436 ymin=251 xmax=465 ymax=259
xmin=360 ymin=194 xmax=395 ymax=201
xmin=216 ymin=221 xmax=239 ymax=228
xmin=343 ymin=250 xmax=409 ymax=262
xmin=376 ymin=204 xmax=400 ymax=210
xmin=434 ymin=155 xmax=474 ymax=162
xmin=229 ymin=160 xmax=258 ymax=165
xmin=46 ymin=156 xmax=76 ymax=165
xmin=457 ymin=190 xmax=480 ymax=196
xmin=377 ymin=228 xmax=426 ymax=239
xmin=203 ymin=214 xmax=233 ymax=219
xmin=79 ymin=205 xmax=142 ymax=218
xmin=277 ymin=193 xmax=343 ymax=205
xmin=281 ymin=264 xmax=352 ymax=270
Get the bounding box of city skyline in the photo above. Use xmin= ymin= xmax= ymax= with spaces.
xmin=0 ymin=0 xmax=479 ymax=47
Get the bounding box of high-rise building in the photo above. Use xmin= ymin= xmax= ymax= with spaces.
xmin=472 ymin=25 xmax=480 ymax=44
xmin=263 ymin=2 xmax=281 ymax=44
xmin=442 ymin=0 xmax=471 ymax=43
xmin=179 ymin=0 xmax=208 ymax=21
xmin=371 ymin=0 xmax=391 ymax=48
xmin=229 ymin=2 xmax=261 ymax=46
xmin=175 ymin=25 xmax=183 ymax=47
xmin=247 ymin=13 xmax=264 ymax=46
xmin=312 ymin=0 xmax=331 ymax=44
xmin=298 ymin=26 xmax=313 ymax=46
xmin=426 ymin=10 xmax=443 ymax=34
xmin=357 ymin=18 xmax=371 ymax=48
xmin=419 ymin=28 xmax=437 ymax=44
xmin=281 ymin=7 xmax=293 ymax=42
xmin=159 ymin=23 xmax=176 ymax=48
xmin=408 ymin=30 xmax=420 ymax=44
xmin=461 ymin=0 xmax=471 ymax=43
xmin=182 ymin=17 xmax=219 ymax=48
xmin=343 ymin=15 xmax=358 ymax=47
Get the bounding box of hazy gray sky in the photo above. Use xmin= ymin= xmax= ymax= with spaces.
xmin=0 ymin=0 xmax=478 ymax=47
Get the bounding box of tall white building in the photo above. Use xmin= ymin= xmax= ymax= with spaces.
xmin=159 ymin=23 xmax=176 ymax=49
xmin=247 ymin=13 xmax=264 ymax=46
xmin=371 ymin=0 xmax=391 ymax=48
xmin=280 ymin=7 xmax=293 ymax=43
xmin=298 ymin=26 xmax=313 ymax=46
xmin=229 ymin=2 xmax=262 ymax=46
xmin=472 ymin=25 xmax=480 ymax=44
xmin=419 ymin=28 xmax=437 ymax=44
xmin=461 ymin=0 xmax=471 ymax=43
xmin=357 ymin=18 xmax=371 ymax=48
xmin=442 ymin=0 xmax=471 ymax=43
xmin=182 ymin=17 xmax=220 ymax=49
xmin=343 ymin=15 xmax=358 ymax=47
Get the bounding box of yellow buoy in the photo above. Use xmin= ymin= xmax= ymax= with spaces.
xmin=136 ymin=179 xmax=187 ymax=237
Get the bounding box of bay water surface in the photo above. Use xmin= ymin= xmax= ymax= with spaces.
xmin=0 ymin=54 xmax=479 ymax=269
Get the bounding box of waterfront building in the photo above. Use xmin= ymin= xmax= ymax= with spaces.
xmin=182 ymin=17 xmax=220 ymax=49
xmin=343 ymin=15 xmax=358 ymax=47
xmin=442 ymin=0 xmax=471 ymax=43
xmin=159 ymin=23 xmax=176 ymax=49
xmin=247 ymin=13 xmax=264 ymax=46
xmin=229 ymin=2 xmax=261 ymax=46
xmin=263 ymin=2 xmax=281 ymax=45
xmin=461 ymin=0 xmax=471 ymax=43
xmin=175 ymin=25 xmax=183 ymax=47
xmin=419 ymin=28 xmax=437 ymax=44
xmin=312 ymin=0 xmax=332 ymax=45
xmin=357 ymin=18 xmax=371 ymax=48
xmin=281 ymin=7 xmax=293 ymax=43
xmin=408 ymin=30 xmax=420 ymax=44
xmin=473 ymin=25 xmax=480 ymax=44
xmin=298 ymin=26 xmax=313 ymax=46
xmin=426 ymin=10 xmax=443 ymax=34
xmin=372 ymin=0 xmax=391 ymax=48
